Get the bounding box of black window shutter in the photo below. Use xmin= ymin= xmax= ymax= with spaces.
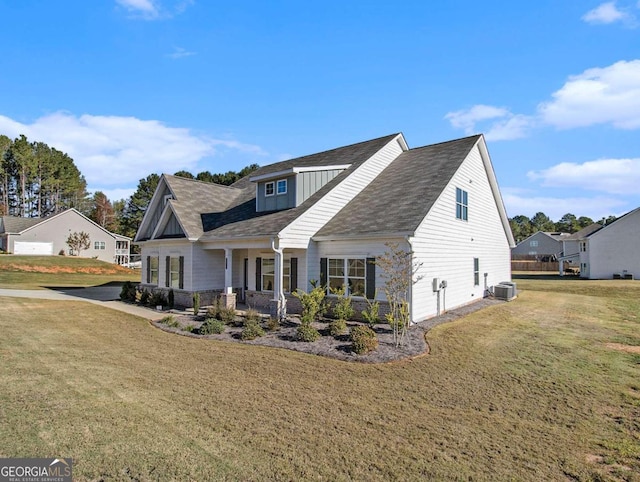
xmin=256 ymin=257 xmax=262 ymax=291
xmin=165 ymin=256 xmax=170 ymax=287
xmin=179 ymin=256 xmax=184 ymax=289
xmin=366 ymin=257 xmax=376 ymax=299
xmin=146 ymin=256 xmax=151 ymax=283
xmin=290 ymin=257 xmax=298 ymax=292
xmin=320 ymin=258 xmax=327 ymax=288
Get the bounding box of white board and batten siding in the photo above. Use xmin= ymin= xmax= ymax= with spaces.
xmin=279 ymin=136 xmax=406 ymax=249
xmin=585 ymin=208 xmax=640 ymax=279
xmin=411 ymin=143 xmax=512 ymax=322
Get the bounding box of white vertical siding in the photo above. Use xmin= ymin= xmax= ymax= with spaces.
xmin=587 ymin=209 xmax=640 ymax=279
xmin=279 ymin=137 xmax=405 ymax=248
xmin=411 ymin=144 xmax=512 ymax=322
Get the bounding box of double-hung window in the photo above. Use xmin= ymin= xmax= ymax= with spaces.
xmin=265 ymin=181 xmax=275 ymax=196
xmin=261 ymin=258 xmax=290 ymax=292
xmin=277 ymin=179 xmax=287 ymax=194
xmin=94 ymin=241 xmax=106 ymax=250
xmin=169 ymin=257 xmax=181 ymax=288
xmin=456 ymin=187 xmax=468 ymax=221
xmin=149 ymin=257 xmax=159 ymax=285
xmin=328 ymin=258 xmax=366 ymax=297
xmin=473 ymin=258 xmax=480 ymax=286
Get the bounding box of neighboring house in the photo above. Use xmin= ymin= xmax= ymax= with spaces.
xmin=135 ymin=133 xmax=515 ymax=324
xmin=575 ymin=208 xmax=640 ymax=280
xmin=0 ymin=208 xmax=131 ymax=265
xmin=511 ymin=231 xmax=569 ymax=259
xmin=556 ymin=223 xmax=604 ymax=276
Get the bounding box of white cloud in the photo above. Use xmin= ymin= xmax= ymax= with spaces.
xmin=167 ymin=46 xmax=196 ymax=59
xmin=582 ymin=2 xmax=629 ymax=24
xmin=538 ymin=60 xmax=640 ymax=129
xmin=527 ymin=157 xmax=640 ymax=193
xmin=501 ymin=187 xmax=627 ymax=220
xmin=0 ymin=112 xmax=265 ymax=194
xmin=116 ymin=0 xmax=159 ymax=19
xmin=444 ymin=105 xmax=534 ymax=141
xmin=115 ymin=0 xmax=193 ymax=20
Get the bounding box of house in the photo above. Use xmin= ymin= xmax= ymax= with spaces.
xmin=0 ymin=208 xmax=131 ymax=265
xmin=574 ymin=208 xmax=640 ymax=280
xmin=135 ymin=133 xmax=515 ymax=323
xmin=511 ymin=231 xmax=569 ymax=260
xmin=556 ymin=223 xmax=603 ymax=276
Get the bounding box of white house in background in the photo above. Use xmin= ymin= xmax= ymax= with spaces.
xmin=0 ymin=208 xmax=130 ymax=264
xmin=511 ymin=231 xmax=569 ymax=259
xmin=135 ymin=133 xmax=515 ymax=323
xmin=556 ymin=223 xmax=603 ymax=276
xmin=576 ymin=208 xmax=640 ymax=280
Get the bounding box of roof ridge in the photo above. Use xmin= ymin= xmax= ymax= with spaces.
xmin=409 ymin=134 xmax=481 ymax=152
xmin=164 ymin=174 xmax=243 ymax=191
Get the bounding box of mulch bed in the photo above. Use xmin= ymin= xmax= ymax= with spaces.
xmin=151 ymin=298 xmax=504 ymax=363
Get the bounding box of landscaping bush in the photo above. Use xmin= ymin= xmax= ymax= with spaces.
xmin=361 ymin=298 xmax=381 ymax=327
xmin=192 ymin=292 xmax=201 ymax=315
xmin=139 ymin=289 xmax=151 ymax=306
xmin=199 ymin=318 xmax=225 ymax=335
xmin=207 ymin=298 xmax=221 ymax=319
xmin=330 ymin=287 xmax=354 ymax=321
xmin=159 ymin=315 xmax=179 ymax=328
xmin=297 ymin=323 xmax=320 ymax=342
xmin=168 ymin=289 xmax=175 ymax=309
xmin=219 ymin=306 xmax=238 ymax=325
xmin=292 ymin=282 xmax=327 ymax=324
xmin=266 ymin=317 xmax=280 ymax=332
xmin=150 ymin=291 xmax=167 ymax=308
xmin=351 ymin=325 xmax=378 ymax=354
xmin=329 ymin=318 xmax=347 ymax=337
xmin=245 ymin=307 xmax=260 ymax=324
xmin=119 ymin=281 xmax=137 ymax=302
xmin=241 ymin=320 xmax=265 ymax=340
xmin=183 ymin=324 xmax=196 ymax=333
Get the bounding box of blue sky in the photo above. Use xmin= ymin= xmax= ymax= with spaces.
xmin=0 ymin=0 xmax=639 ymax=222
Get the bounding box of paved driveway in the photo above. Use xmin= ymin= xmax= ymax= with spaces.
xmin=0 ymin=285 xmax=162 ymax=320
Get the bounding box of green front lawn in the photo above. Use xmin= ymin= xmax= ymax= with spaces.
xmin=0 ymin=255 xmax=139 ymax=289
xmin=1 ymin=276 xmax=639 ymax=480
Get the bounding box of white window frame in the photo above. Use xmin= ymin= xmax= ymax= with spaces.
xmin=169 ymin=257 xmax=181 ymax=288
xmin=529 ymin=240 xmax=538 ymax=247
xmin=261 ymin=258 xmax=290 ymax=293
xmin=276 ymin=179 xmax=287 ymax=195
xmin=94 ymin=241 xmax=106 ymax=250
xmin=150 ymin=256 xmax=159 ymax=285
xmin=265 ymin=181 xmax=275 ymax=197
xmin=328 ymin=258 xmax=366 ymax=297
xmin=456 ymin=187 xmax=468 ymax=221
xmin=473 ymin=258 xmax=480 ymax=286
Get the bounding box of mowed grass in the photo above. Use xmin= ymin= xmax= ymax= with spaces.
xmin=1 ymin=276 xmax=639 ymax=480
xmin=0 ymin=255 xmax=139 ymax=289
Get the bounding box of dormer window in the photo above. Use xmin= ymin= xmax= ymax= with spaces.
xmin=163 ymin=194 xmax=173 ymax=206
xmin=265 ymin=182 xmax=275 ymax=196
xmin=277 ymin=179 xmax=287 ymax=195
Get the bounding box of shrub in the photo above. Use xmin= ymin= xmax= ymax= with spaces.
xmin=183 ymin=324 xmax=196 ymax=333
xmin=119 ymin=281 xmax=137 ymax=302
xmin=330 ymin=286 xmax=355 ymax=321
xmin=58 ymin=249 xmax=66 ymax=256
xmin=361 ymin=298 xmax=381 ymax=327
xmin=245 ymin=307 xmax=260 ymax=324
xmin=241 ymin=320 xmax=265 ymax=340
xmin=292 ymin=282 xmax=327 ymax=325
xmin=207 ymin=298 xmax=221 ymax=319
xmin=297 ymin=323 xmax=320 ymax=342
xmin=160 ymin=315 xmax=179 ymax=328
xmin=168 ymin=289 xmax=175 ymax=309
xmin=192 ymin=292 xmax=201 ymax=315
xmin=139 ymin=289 xmax=151 ymax=306
xmin=150 ymin=291 xmax=167 ymax=308
xmin=329 ymin=318 xmax=347 ymax=337
xmin=219 ymin=306 xmax=238 ymax=325
xmin=199 ymin=318 xmax=225 ymax=335
xmin=266 ymin=317 xmax=280 ymax=332
xmin=351 ymin=325 xmax=378 ymax=354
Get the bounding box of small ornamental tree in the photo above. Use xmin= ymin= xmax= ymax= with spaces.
xmin=292 ymin=280 xmax=326 ymax=342
xmin=66 ymin=231 xmax=90 ymax=257
xmin=376 ymin=242 xmax=423 ymax=347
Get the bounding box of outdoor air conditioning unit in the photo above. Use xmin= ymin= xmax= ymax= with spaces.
xmin=494 ymin=281 xmax=517 ymax=301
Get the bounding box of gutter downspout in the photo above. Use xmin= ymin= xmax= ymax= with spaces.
xmin=406 ymin=235 xmax=415 ymax=325
xmin=271 ymin=236 xmax=287 ymax=321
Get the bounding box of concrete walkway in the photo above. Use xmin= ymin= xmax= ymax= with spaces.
xmin=0 ymin=286 xmax=163 ymax=320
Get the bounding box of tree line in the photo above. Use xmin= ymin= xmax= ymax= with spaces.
xmin=509 ymin=212 xmax=617 ymax=244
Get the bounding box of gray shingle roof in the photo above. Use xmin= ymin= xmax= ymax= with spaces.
xmin=315 ymin=135 xmax=482 ymax=238
xmin=565 ymin=223 xmax=603 ymax=240
xmin=0 ymin=216 xmax=45 ymax=233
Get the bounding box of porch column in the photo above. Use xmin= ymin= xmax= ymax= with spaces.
xmin=270 ymin=239 xmax=287 ymax=320
xmin=221 ymin=248 xmax=236 ymax=309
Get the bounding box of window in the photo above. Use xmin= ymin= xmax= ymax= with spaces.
xmin=261 ymin=258 xmax=290 ymax=292
xmin=149 ymin=257 xmax=159 ymax=285
xmin=265 ymin=181 xmax=275 ymax=196
xmin=277 ymin=179 xmax=287 ymax=195
xmin=94 ymin=241 xmax=106 ymax=250
xmin=580 ymin=241 xmax=587 ymax=252
xmin=328 ymin=258 xmax=366 ymax=297
xmin=473 ymin=258 xmax=479 ymax=286
xmin=456 ymin=187 xmax=468 ymax=221
xmin=169 ymin=257 xmax=180 ymax=288
xmin=529 ymin=240 xmax=538 ymax=247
